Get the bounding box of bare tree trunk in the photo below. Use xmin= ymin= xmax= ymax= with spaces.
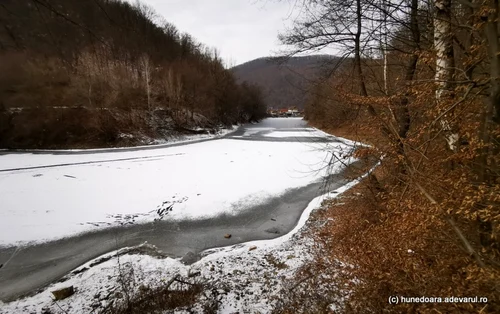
xmin=140 ymin=54 xmax=152 ymax=112
xmin=88 ymin=82 xmax=92 ymax=107
xmin=386 ymin=0 xmax=419 ymax=163
xmin=485 ymin=0 xmax=500 ymax=125
xmin=165 ymin=68 xmax=174 ymax=109
xmin=383 ymin=49 xmax=388 ymax=94
xmin=464 ymin=2 xmax=476 ymax=81
xmin=355 ymin=0 xmax=368 ymax=98
xmin=434 ymin=0 xmax=457 ymax=151
xmin=355 ymin=0 xmax=376 ymax=116
xmin=460 ymin=0 xmax=489 ymax=182
xmin=395 ymin=0 xmax=420 ymax=138
xmin=479 ymin=0 xmax=500 ymax=246
xmin=381 ymin=0 xmax=389 ymax=96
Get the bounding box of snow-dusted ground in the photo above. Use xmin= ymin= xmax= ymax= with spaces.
xmin=0 ymin=180 xmax=361 ymax=314
xmin=118 ymin=126 xmax=239 ymax=150
xmin=0 ymin=119 xmax=356 ymax=246
xmin=6 ymin=126 xmax=237 ymax=154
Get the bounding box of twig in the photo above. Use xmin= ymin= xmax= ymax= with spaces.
xmin=173 ymin=277 xmax=197 ymax=286
xmin=53 ymin=299 xmax=69 ymax=314
xmin=165 ymin=274 xmax=180 ymax=289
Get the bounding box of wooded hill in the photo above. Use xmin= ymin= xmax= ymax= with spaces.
xmin=0 ymin=0 xmax=267 ymax=148
xmin=274 ymin=0 xmax=500 ymax=312
xmin=232 ymin=55 xmax=340 ymax=110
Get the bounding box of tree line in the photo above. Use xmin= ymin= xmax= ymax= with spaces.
xmin=0 ymin=0 xmax=267 ymax=148
xmin=279 ymin=0 xmax=500 ymax=312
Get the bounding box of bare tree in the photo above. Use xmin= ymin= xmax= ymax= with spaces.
xmin=278 ymin=0 xmax=380 ymax=114
xmin=140 ymin=54 xmax=152 ymax=111
xmin=434 ymin=0 xmax=458 ymax=151
xmin=483 ymin=0 xmax=500 ymax=124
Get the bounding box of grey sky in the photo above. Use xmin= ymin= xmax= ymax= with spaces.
xmin=134 ymin=0 xmax=300 ymax=66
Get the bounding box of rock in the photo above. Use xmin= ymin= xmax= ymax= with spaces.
xmin=51 ymin=286 xmax=75 ymax=300
xmin=114 ymin=291 xmax=123 ymax=299
xmin=224 ymin=233 xmax=232 ymax=239
xmin=181 ymin=251 xmax=199 ymax=264
xmin=249 ymin=246 xmax=257 ymax=251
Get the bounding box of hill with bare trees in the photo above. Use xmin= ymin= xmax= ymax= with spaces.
xmin=232 ymin=55 xmax=340 ymax=110
xmin=272 ymin=0 xmax=500 ymax=312
xmin=0 ymin=0 xmax=267 ymax=148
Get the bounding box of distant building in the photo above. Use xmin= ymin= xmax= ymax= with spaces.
xmin=267 ymin=107 xmax=302 ymax=117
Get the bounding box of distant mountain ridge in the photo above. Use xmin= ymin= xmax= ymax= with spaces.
xmin=232 ymin=55 xmax=341 ymax=109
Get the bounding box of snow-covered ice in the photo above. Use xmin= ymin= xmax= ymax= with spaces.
xmin=263 ymin=130 xmax=328 ymax=138
xmin=0 ymin=178 xmax=362 ymax=314
xmin=0 ymin=120 xmax=356 ymax=246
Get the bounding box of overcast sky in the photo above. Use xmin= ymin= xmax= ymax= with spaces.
xmin=132 ymin=0 xmax=301 ymax=66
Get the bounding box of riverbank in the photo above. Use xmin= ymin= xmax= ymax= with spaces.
xmin=281 ymin=122 xmax=500 ymax=313
xmin=0 ymin=177 xmax=363 ymax=313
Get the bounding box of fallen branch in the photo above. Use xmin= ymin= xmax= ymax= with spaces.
xmin=165 ymin=274 xmax=180 ymax=289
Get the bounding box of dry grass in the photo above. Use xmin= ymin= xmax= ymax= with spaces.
xmin=105 ymin=281 xmax=210 ymax=314
xmin=277 ymin=183 xmax=499 ymax=313
xmin=97 ymin=255 xmax=219 ymax=314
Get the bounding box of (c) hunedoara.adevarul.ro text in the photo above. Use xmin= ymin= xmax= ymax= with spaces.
xmin=388 ymin=296 xmax=488 ymax=304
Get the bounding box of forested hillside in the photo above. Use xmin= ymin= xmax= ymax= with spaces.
xmin=232 ymin=55 xmax=339 ymax=109
xmin=275 ymin=0 xmax=500 ymax=312
xmin=0 ymin=0 xmax=266 ymax=148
